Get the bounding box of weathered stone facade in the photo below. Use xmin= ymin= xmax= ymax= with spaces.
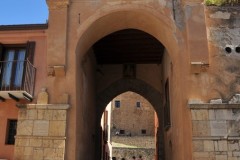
xmin=112 ymin=148 xmax=155 ymax=160
xmin=111 ymin=92 xmax=155 ymax=136
xmin=109 ymin=92 xmax=156 ymax=159
xmin=14 ymin=104 xmax=69 ymax=160
xmin=111 ymin=136 xmax=155 ymax=160
xmin=190 ymin=103 xmax=240 ymax=160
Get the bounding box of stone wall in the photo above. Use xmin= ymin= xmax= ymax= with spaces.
xmin=112 ymin=136 xmax=155 ymax=149
xmin=111 ymin=91 xmax=155 ymax=136
xmin=190 ymin=103 xmax=240 ymax=160
xmin=14 ymin=104 xmax=69 ymax=160
xmin=112 ymin=148 xmax=155 ymax=160
xmin=111 ymin=136 xmax=155 ymax=160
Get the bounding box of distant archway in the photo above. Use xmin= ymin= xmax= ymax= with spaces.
xmin=97 ymin=78 xmax=163 ymax=117
xmin=96 ymin=78 xmax=164 ymax=159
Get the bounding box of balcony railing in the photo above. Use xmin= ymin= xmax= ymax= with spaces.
xmin=0 ymin=60 xmax=36 ymax=101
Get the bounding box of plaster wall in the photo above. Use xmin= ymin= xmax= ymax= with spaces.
xmin=0 ymin=101 xmax=18 ymax=160
xmin=0 ymin=30 xmax=47 ymax=160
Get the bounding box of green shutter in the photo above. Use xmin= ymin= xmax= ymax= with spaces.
xmin=26 ymin=41 xmax=36 ymax=63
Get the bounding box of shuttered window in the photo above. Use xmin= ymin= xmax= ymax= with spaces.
xmin=0 ymin=42 xmax=35 ymax=90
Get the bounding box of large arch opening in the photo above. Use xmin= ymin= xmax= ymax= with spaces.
xmin=74 ymin=8 xmax=183 ymax=160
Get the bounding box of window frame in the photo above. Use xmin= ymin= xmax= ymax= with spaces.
xmin=114 ymin=100 xmax=121 ymax=108
xmin=0 ymin=42 xmax=35 ymax=91
xmin=136 ymin=101 xmax=141 ymax=108
xmin=141 ymin=129 xmax=147 ymax=134
xmin=5 ymin=119 xmax=17 ymax=145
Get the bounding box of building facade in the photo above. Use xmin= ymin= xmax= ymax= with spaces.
xmin=0 ymin=0 xmax=240 ymax=160
xmin=104 ymin=91 xmax=156 ymax=160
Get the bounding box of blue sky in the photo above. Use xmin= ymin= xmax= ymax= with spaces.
xmin=0 ymin=0 xmax=48 ymax=25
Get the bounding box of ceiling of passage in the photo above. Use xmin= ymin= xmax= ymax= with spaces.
xmin=93 ymin=29 xmax=165 ymax=64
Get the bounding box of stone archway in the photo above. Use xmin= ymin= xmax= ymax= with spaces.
xmin=73 ymin=4 xmax=187 ymax=160
xmin=96 ymin=78 xmax=164 ymax=160
xmin=96 ymin=78 xmax=163 ymax=117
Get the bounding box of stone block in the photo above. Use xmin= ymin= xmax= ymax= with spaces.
xmin=18 ymin=109 xmax=27 ymax=120
xmin=192 ymin=121 xmax=210 ymax=136
xmin=216 ymin=155 xmax=227 ymax=160
xmin=49 ymin=121 xmax=66 ymax=136
xmin=228 ymin=157 xmax=237 ymax=160
xmin=33 ymin=148 xmax=44 ymax=160
xmin=210 ymin=99 xmax=222 ymax=104
xmin=204 ymin=140 xmax=214 ymax=151
xmin=191 ymin=110 xmax=208 ymax=120
xmin=15 ymin=138 xmax=29 ymax=147
xmin=33 ymin=120 xmax=49 ymax=136
xmin=228 ymin=151 xmax=233 ymax=157
xmin=214 ymin=141 xmax=218 ymax=151
xmin=193 ymin=152 xmax=209 ymax=158
xmin=210 ymin=121 xmax=227 ymax=136
xmin=29 ymin=139 xmax=42 ymax=147
xmin=38 ymin=110 xmax=45 ymax=120
xmin=233 ymin=151 xmax=240 ymax=157
xmin=37 ymin=88 xmax=48 ymax=104
xmin=43 ymin=148 xmax=55 ymax=159
xmin=24 ymin=147 xmax=33 ymax=156
xmin=22 ymin=155 xmax=34 ymax=160
xmin=52 ymin=110 xmax=66 ymax=120
xmin=53 ymin=140 xmax=65 ymax=149
xmin=227 ymin=121 xmax=240 ymax=136
xmin=55 ymin=148 xmax=65 ymax=158
xmin=44 ymin=110 xmax=53 ymax=120
xmin=44 ymin=148 xmax=64 ymax=160
xmin=218 ymin=140 xmax=228 ymax=151
xmin=17 ymin=120 xmax=34 ymax=136
xmin=14 ymin=147 xmax=25 ymax=159
xmin=193 ymin=140 xmax=204 ymax=152
xmin=209 ymin=110 xmax=215 ymax=120
xmin=228 ymin=141 xmax=239 ymax=151
xmin=43 ymin=140 xmax=53 ymax=148
xmin=215 ymin=109 xmax=233 ymax=120
xmin=27 ymin=110 xmax=37 ymax=120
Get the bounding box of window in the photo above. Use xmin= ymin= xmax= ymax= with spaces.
xmin=141 ymin=129 xmax=146 ymax=134
xmin=136 ymin=101 xmax=141 ymax=107
xmin=115 ymin=100 xmax=120 ymax=108
xmin=1 ymin=47 xmax=26 ymax=89
xmin=6 ymin=119 xmax=17 ymax=145
xmin=0 ymin=42 xmax=35 ymax=97
xmin=119 ymin=130 xmax=125 ymax=134
xmin=164 ymin=79 xmax=171 ymax=129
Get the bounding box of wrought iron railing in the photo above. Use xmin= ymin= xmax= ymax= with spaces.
xmin=0 ymin=60 xmax=36 ymax=97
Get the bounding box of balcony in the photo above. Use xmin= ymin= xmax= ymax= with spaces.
xmin=0 ymin=60 xmax=36 ymax=102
